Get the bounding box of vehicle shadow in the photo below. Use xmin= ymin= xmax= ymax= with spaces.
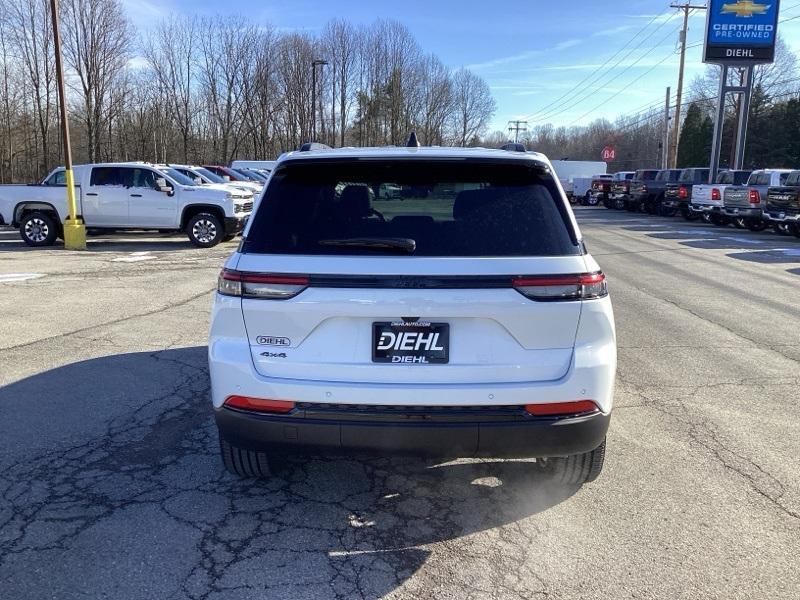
xmin=725 ymin=248 xmax=800 ymax=265
xmin=0 ymin=229 xmax=239 ymax=253
xmin=0 ymin=347 xmax=579 ymax=599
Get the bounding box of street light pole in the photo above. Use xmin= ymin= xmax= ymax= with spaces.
xmin=311 ymin=59 xmax=328 ymax=141
xmin=50 ymin=0 xmax=85 ymax=249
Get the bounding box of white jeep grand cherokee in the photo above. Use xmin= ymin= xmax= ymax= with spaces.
xmin=209 ymin=144 xmax=616 ymax=484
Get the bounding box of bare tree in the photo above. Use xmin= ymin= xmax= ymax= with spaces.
xmin=450 ymin=68 xmax=496 ymax=146
xmin=322 ymin=19 xmax=358 ymax=147
xmin=1 ymin=0 xmax=56 ymax=176
xmin=61 ymin=0 xmax=131 ymax=162
xmin=418 ymin=54 xmax=452 ymax=145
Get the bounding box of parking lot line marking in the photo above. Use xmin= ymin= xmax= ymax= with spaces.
xmin=112 ymin=252 xmax=157 ymax=263
xmin=719 ymin=237 xmax=764 ymax=245
xmin=0 ymin=273 xmax=45 ymax=283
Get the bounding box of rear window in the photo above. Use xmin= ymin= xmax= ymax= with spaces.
xmin=243 ymin=159 xmax=580 ymax=257
xmin=680 ymin=169 xmax=709 ymax=183
xmin=636 ymin=170 xmax=659 ymax=180
xmin=655 ymin=170 xmax=681 ymax=182
xmin=785 ymin=172 xmax=800 ymax=186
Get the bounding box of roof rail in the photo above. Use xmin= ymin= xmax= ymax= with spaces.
xmin=298 ymin=142 xmax=332 ymax=152
xmin=499 ymin=142 xmax=527 ymax=152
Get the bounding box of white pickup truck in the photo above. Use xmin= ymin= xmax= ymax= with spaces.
xmin=0 ymin=162 xmax=254 ymax=247
xmin=689 ymin=169 xmax=752 ymax=224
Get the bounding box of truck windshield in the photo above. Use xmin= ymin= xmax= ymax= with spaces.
xmin=243 ymin=159 xmax=580 ymax=257
xmin=195 ymin=167 xmax=225 ymax=184
xmin=159 ymin=168 xmax=196 ymax=187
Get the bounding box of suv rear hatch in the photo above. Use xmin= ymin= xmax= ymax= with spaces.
xmin=234 ymin=157 xmax=590 ymax=386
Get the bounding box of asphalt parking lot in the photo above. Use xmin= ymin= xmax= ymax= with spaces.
xmin=1 ymin=210 xmax=798 ymax=600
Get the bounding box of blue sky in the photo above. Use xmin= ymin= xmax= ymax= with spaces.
xmin=123 ymin=0 xmax=800 ymax=132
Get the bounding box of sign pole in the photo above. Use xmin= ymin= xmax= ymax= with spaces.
xmin=662 ymin=86 xmax=671 ymax=169
xmin=703 ymin=0 xmax=781 ymax=182
xmin=708 ymin=65 xmax=729 ymax=184
xmin=733 ymin=65 xmax=755 ymax=169
xmin=50 ymin=0 xmax=86 ymax=250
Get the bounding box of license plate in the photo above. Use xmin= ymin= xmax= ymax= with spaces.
xmin=372 ymin=321 xmax=449 ymax=364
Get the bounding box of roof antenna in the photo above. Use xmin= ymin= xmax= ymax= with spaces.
xmin=406 ymin=132 xmax=420 ymax=148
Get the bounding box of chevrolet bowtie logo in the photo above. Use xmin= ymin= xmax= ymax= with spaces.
xmin=721 ymin=0 xmax=771 ymax=17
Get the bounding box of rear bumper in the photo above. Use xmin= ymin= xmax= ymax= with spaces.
xmin=689 ymin=203 xmax=721 ymax=213
xmin=763 ymin=210 xmax=800 ymax=222
xmin=215 ymin=404 xmax=611 ymax=458
xmin=723 ymin=207 xmax=761 ymax=218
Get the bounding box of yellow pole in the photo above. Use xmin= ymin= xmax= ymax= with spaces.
xmin=50 ymin=0 xmax=86 ymax=249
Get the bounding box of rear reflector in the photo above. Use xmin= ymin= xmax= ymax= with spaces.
xmin=218 ymin=269 xmax=309 ymax=299
xmin=224 ymin=396 xmax=296 ymax=413
xmin=524 ymin=400 xmax=599 ymax=417
xmin=512 ymin=272 xmax=607 ymax=301
xmin=749 ymin=189 xmax=760 ymax=204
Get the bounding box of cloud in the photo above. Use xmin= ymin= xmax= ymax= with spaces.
xmin=466 ymin=37 xmax=584 ymax=71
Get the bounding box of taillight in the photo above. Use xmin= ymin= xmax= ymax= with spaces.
xmin=749 ymin=189 xmax=760 ymax=204
xmin=524 ymin=400 xmax=599 ymax=417
xmin=711 ymin=188 xmax=721 ymax=201
xmin=641 ymin=184 xmax=648 ymax=193
xmin=512 ymin=272 xmax=607 ymax=301
xmin=224 ymin=396 xmax=296 ymax=413
xmin=678 ymin=186 xmax=688 ymax=199
xmin=218 ymin=269 xmax=309 ymax=299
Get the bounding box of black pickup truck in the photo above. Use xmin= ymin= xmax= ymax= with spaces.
xmin=630 ymin=169 xmax=682 ymax=214
xmin=661 ymin=168 xmax=710 ymax=219
xmin=763 ymin=170 xmax=800 ymax=237
xmin=623 ymin=169 xmax=660 ymax=212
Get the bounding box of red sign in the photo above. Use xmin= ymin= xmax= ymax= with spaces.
xmin=601 ymin=146 xmax=616 ymax=161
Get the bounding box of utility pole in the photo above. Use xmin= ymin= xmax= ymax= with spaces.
xmin=669 ymin=3 xmax=706 ymax=168
xmin=311 ymin=59 xmax=328 ymax=141
xmin=50 ymin=0 xmax=86 ymax=249
xmin=662 ymin=86 xmax=671 ymax=169
xmin=507 ymin=120 xmax=528 ymax=143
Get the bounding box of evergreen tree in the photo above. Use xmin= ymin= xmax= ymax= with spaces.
xmin=677 ymin=103 xmax=712 ymax=167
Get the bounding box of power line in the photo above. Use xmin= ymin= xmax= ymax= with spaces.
xmin=523 ymin=6 xmax=675 ymax=122
xmin=539 ymin=24 xmax=682 ymax=125
xmin=568 ymin=49 xmax=679 ymax=126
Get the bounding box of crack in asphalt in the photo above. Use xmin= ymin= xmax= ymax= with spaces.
xmin=0 ymin=347 xmax=578 ymax=599
xmin=0 ymin=288 xmax=216 ymax=354
xmin=616 ymin=375 xmax=800 ymax=523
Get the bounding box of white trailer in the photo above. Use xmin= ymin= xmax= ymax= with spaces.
xmin=550 ymin=160 xmax=608 ymax=200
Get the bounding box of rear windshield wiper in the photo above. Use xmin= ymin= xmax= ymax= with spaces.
xmin=318 ymin=237 xmax=417 ymax=253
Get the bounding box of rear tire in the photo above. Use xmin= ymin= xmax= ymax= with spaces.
xmin=219 ymin=437 xmax=272 ymax=478
xmin=773 ymin=223 xmax=791 ymax=236
xmin=746 ymin=219 xmax=767 ymax=232
xmin=540 ymin=439 xmax=606 ymax=485
xmin=20 ymin=211 xmax=58 ymax=247
xmin=613 ymin=197 xmax=626 ymax=210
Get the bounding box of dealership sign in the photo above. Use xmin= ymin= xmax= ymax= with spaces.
xmin=704 ymin=0 xmax=781 ymax=63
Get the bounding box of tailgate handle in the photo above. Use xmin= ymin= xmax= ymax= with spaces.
xmin=85 ymin=192 xmax=98 ymax=196
xmin=130 ymin=194 xmax=142 ymax=198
